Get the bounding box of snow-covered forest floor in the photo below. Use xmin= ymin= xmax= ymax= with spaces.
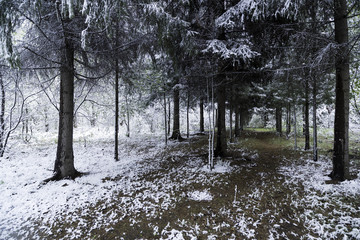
xmin=1 ymin=130 xmax=359 ymax=240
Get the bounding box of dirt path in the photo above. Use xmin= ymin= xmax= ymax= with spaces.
xmin=99 ymin=131 xmax=309 ymax=239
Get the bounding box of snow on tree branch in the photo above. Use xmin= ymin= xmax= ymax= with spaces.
xmin=143 ymin=2 xmax=190 ymax=28
xmin=216 ymin=0 xmax=302 ymax=28
xmin=202 ymin=39 xmax=260 ymax=61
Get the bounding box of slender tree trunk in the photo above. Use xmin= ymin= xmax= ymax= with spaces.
xmin=263 ymin=110 xmax=268 ymax=128
xmin=234 ymin=105 xmax=240 ymax=137
xmin=0 ymin=74 xmax=5 ymax=157
xmin=163 ymin=92 xmax=168 ymax=146
xmin=304 ymin=77 xmax=310 ymax=150
xmin=114 ymin=59 xmax=119 ymax=161
xmin=170 ymin=80 xmax=182 ymax=140
xmin=330 ymin=0 xmax=350 ymax=180
xmin=187 ymin=90 xmax=190 ymax=138
xmin=167 ymin=99 xmax=171 ymax=135
xmin=53 ymin=44 xmax=78 ymax=179
xmin=294 ymin=105 xmax=298 ymax=150
xmin=22 ymin=108 xmax=30 ymax=143
xmin=313 ymin=75 xmax=318 ymax=161
xmin=90 ymin=102 xmax=96 ymax=127
xmin=286 ymin=102 xmax=291 ymax=138
xmin=215 ymin=83 xmax=227 ymax=157
xmin=207 ymin=78 xmax=214 ymax=169
xmin=275 ymin=106 xmax=282 ymax=136
xmin=44 ymin=107 xmax=49 ymax=132
xmin=199 ymin=97 xmax=204 ymax=133
xmin=125 ymin=92 xmax=130 ymax=138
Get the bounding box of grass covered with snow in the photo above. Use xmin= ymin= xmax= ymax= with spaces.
xmin=0 ymin=130 xmax=359 ymax=239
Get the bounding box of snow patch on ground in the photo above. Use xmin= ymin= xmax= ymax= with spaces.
xmin=279 ymin=155 xmax=360 ymax=239
xmin=0 ymin=137 xmax=164 ymax=239
xmin=188 ymin=189 xmax=213 ymax=201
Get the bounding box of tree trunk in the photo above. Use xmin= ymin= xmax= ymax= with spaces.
xmin=170 ymin=80 xmax=182 ymax=140
xmin=90 ymin=102 xmax=96 ymax=127
xmin=293 ymin=105 xmax=298 ymax=150
xmin=215 ymin=83 xmax=227 ymax=157
xmin=125 ymin=91 xmax=130 ymax=138
xmin=199 ymin=97 xmax=204 ymax=133
xmin=0 ymin=74 xmax=5 ymax=157
xmin=44 ymin=107 xmax=49 ymax=132
xmin=114 ymin=59 xmax=119 ymax=161
xmin=163 ymin=92 xmax=168 ymax=145
xmin=313 ymin=75 xmax=318 ymax=161
xmin=53 ymin=44 xmax=79 ymax=179
xmin=330 ymin=0 xmax=350 ymax=180
xmin=286 ymin=102 xmax=291 ymax=138
xmin=187 ymin=90 xmax=190 ymax=138
xmin=167 ymin=99 xmax=171 ymax=135
xmin=234 ymin=105 xmax=240 ymax=137
xmin=275 ymin=106 xmax=282 ymax=136
xmin=304 ymin=77 xmax=310 ymax=150
xmin=330 ymin=0 xmax=350 ymax=181
xmin=263 ymin=110 xmax=268 ymax=128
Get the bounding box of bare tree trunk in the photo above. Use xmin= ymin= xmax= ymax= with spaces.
xmin=170 ymin=79 xmax=183 ymax=140
xmin=330 ymin=0 xmax=350 ymax=180
xmin=187 ymin=90 xmax=190 ymax=138
xmin=215 ymin=83 xmax=227 ymax=157
xmin=263 ymin=110 xmax=268 ymax=128
xmin=293 ymin=105 xmax=298 ymax=150
xmin=0 ymin=74 xmax=5 ymax=157
xmin=167 ymin=99 xmax=171 ymax=135
xmin=114 ymin=59 xmax=119 ymax=161
xmin=125 ymin=92 xmax=130 ymax=138
xmin=286 ymin=102 xmax=291 ymax=138
xmin=199 ymin=97 xmax=204 ymax=133
xmin=207 ymin=78 xmax=215 ymax=169
xmin=304 ymin=77 xmax=310 ymax=150
xmin=44 ymin=107 xmax=49 ymax=132
xmin=313 ymin=74 xmax=318 ymax=161
xmin=163 ymin=92 xmax=168 ymax=146
xmin=53 ymin=44 xmax=79 ymax=179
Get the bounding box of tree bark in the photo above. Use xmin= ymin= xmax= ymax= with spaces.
xmin=263 ymin=110 xmax=268 ymax=128
xmin=330 ymin=0 xmax=350 ymax=181
xmin=304 ymin=77 xmax=310 ymax=150
xmin=293 ymin=104 xmax=298 ymax=150
xmin=170 ymin=80 xmax=183 ymax=140
xmin=199 ymin=97 xmax=204 ymax=133
xmin=167 ymin=99 xmax=171 ymax=135
xmin=187 ymin=90 xmax=190 ymax=138
xmin=229 ymin=104 xmax=234 ymax=143
xmin=114 ymin=59 xmax=119 ymax=161
xmin=313 ymin=74 xmax=318 ymax=161
xmin=53 ymin=44 xmax=79 ymax=179
xmin=125 ymin=91 xmax=130 ymax=138
xmin=275 ymin=106 xmax=282 ymax=136
xmin=240 ymin=107 xmax=247 ymax=131
xmin=215 ymin=83 xmax=227 ymax=157
xmin=0 ymin=74 xmax=5 ymax=157
xmin=286 ymin=102 xmax=291 ymax=138
xmin=163 ymin=92 xmax=168 ymax=145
